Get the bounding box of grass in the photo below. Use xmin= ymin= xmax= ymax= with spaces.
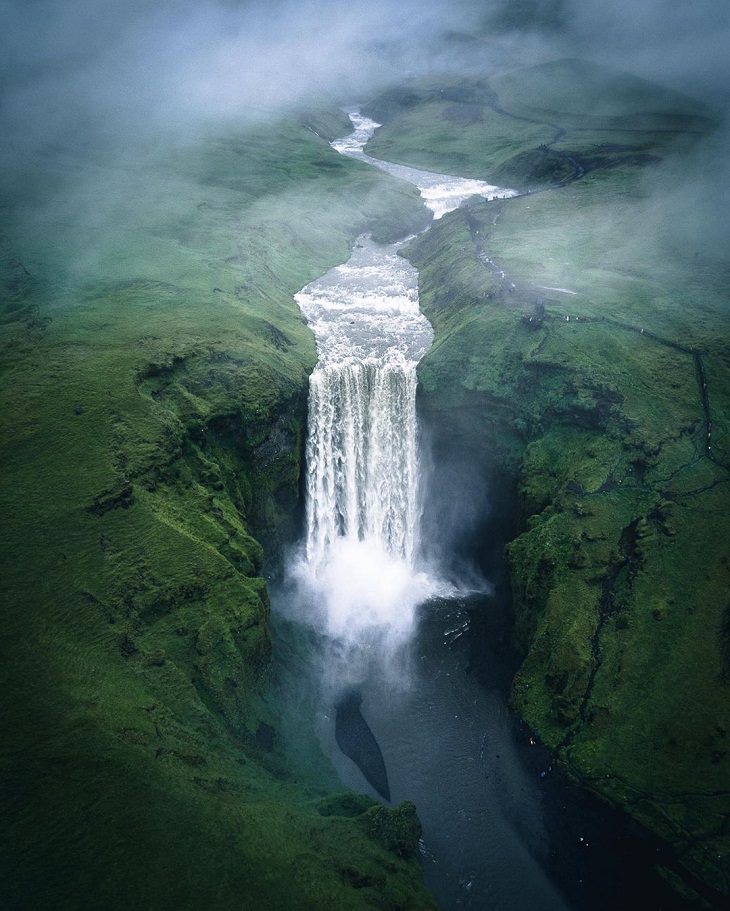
xmin=365 ymin=94 xmax=555 ymax=179
xmin=0 ymin=111 xmax=437 ymax=909
xmin=381 ymin=59 xmax=730 ymax=902
xmin=5 ymin=54 xmax=729 ymax=907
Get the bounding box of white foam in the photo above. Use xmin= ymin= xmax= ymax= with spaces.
xmin=292 ymin=537 xmax=450 ymax=645
xmin=294 ymin=234 xmax=432 ymax=368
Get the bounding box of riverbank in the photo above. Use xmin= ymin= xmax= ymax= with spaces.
xmin=377 ymin=59 xmax=730 ymax=903
xmin=3 ymin=57 xmax=728 ymax=909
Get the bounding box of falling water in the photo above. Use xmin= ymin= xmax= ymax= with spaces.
xmin=305 ymin=362 xmax=420 ymax=565
xmin=293 ymin=112 xmax=513 ymax=645
xmin=282 ymin=113 xmax=607 ymax=911
xmin=294 ymin=234 xmax=437 ymax=643
xmin=296 ymin=235 xmax=431 ymax=568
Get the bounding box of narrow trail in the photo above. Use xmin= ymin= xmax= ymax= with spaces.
xmin=361 ymin=83 xmax=724 ymax=467
xmin=327 ymin=96 xmax=729 ymax=909
xmin=482 ymin=85 xmax=585 ymax=190
xmin=457 ymin=88 xmax=730 ymax=902
xmin=293 ymin=113 xmax=574 ymax=911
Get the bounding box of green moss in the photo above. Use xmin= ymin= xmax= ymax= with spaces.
xmin=365 ymin=93 xmax=555 ymax=181
xmin=364 ymin=802 xmax=423 ymax=859
xmin=393 ymin=62 xmax=730 ymax=899
xmin=365 ymin=60 xmax=716 ymax=196
xmin=490 ymin=59 xmax=712 ymax=128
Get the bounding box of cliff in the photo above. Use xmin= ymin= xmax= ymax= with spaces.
xmin=380 ymin=61 xmax=730 ymax=903
xmin=0 ymin=111 xmax=435 ymax=909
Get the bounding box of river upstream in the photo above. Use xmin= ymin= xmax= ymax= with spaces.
xmin=273 ymin=113 xmax=682 ymax=911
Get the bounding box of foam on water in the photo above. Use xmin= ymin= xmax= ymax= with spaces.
xmin=293 ymin=236 xmax=443 ymax=646
xmin=288 ymin=119 xmax=579 ymax=911
xmin=294 ymin=236 xmax=431 ymax=367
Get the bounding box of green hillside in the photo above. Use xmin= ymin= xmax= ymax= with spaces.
xmin=379 ymin=60 xmax=730 ymax=903
xmin=0 ymin=110 xmax=435 ymax=910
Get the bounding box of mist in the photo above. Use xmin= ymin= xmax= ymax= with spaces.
xmin=5 ymin=1 xmax=728 ymax=162
xmin=3 ymin=4 xmax=729 ymax=908
xmin=0 ymin=1 xmax=486 ymax=163
xmin=0 ymin=0 xmax=494 ymax=294
xmin=4 ymin=0 xmax=727 ymax=621
xmin=3 ymin=0 xmax=728 ymax=265
xmin=4 ymin=0 xmax=723 ymax=660
xmin=3 ymin=0 xmax=727 ymax=643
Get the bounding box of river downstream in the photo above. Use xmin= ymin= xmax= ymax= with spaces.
xmin=278 ymin=111 xmax=569 ymax=910
xmin=290 ymin=111 xmax=514 ymax=672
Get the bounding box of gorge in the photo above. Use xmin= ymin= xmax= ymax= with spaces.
xmin=2 ymin=7 xmax=729 ymax=906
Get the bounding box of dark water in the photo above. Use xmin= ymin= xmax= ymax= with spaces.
xmin=270 ymin=551 xmax=695 ymax=906
xmin=269 ymin=420 xmax=696 ymax=910
xmin=324 ymin=595 xmax=568 ymax=911
xmin=317 ymin=591 xmax=692 ymax=911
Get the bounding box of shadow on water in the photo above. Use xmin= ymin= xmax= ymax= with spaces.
xmin=269 ymin=109 xmax=703 ymax=910
xmin=335 ymin=689 xmax=391 ymax=801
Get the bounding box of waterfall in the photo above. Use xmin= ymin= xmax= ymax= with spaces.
xmin=305 ymin=360 xmax=420 ymax=569
xmin=292 ymin=233 xmax=436 ymax=643
xmin=291 ymin=112 xmax=513 ymax=645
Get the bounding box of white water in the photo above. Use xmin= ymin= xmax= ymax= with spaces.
xmin=293 ymin=112 xmax=513 ymax=649
xmin=332 ymin=111 xmax=517 ymax=218
xmin=293 ymin=236 xmax=438 ymax=646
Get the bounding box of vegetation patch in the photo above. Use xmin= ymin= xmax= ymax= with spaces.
xmin=0 ymin=111 xmax=436 ymax=909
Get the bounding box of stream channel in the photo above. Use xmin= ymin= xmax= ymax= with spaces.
xmin=271 ymin=112 xmax=687 ymax=911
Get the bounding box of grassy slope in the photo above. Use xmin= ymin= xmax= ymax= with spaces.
xmin=373 ymin=61 xmax=730 ymax=901
xmin=0 ymin=111 xmax=436 ymax=909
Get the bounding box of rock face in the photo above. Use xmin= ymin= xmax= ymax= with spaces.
xmin=376 ymin=61 xmax=730 ymax=904
xmin=4 ymin=57 xmax=728 ymax=908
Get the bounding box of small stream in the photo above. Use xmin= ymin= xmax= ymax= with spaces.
xmin=332 ymin=111 xmax=516 ymax=218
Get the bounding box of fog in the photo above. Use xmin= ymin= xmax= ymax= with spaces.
xmin=0 ymin=1 xmax=485 ymax=160
xmin=4 ymin=0 xmax=726 ymax=645
xmin=5 ymin=8 xmax=726 ymax=897
xmin=493 ymin=0 xmax=730 ymax=258
xmin=3 ymin=2 xmax=728 ymax=260
xmin=561 ymin=0 xmax=730 ymax=104
xmin=4 ymin=1 xmax=728 ymax=159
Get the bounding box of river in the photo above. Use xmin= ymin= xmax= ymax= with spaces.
xmin=272 ymin=111 xmax=682 ymax=911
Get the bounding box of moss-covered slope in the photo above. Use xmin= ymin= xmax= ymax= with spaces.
xmin=0 ymin=112 xmax=436 ymax=909
xmin=387 ymin=61 xmax=730 ymax=902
